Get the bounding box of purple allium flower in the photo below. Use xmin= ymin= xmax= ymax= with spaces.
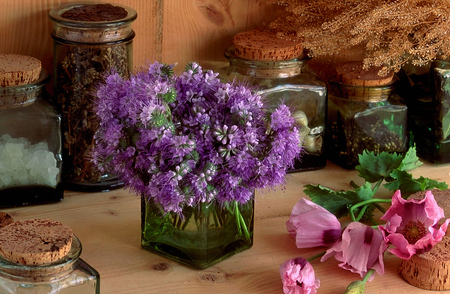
xmin=93 ymin=61 xmax=302 ymax=213
xmin=280 ymin=257 xmax=320 ymax=294
xmin=321 ymin=222 xmax=388 ymax=281
xmin=286 ymin=198 xmax=341 ymax=248
xmin=379 ymin=190 xmax=450 ymax=259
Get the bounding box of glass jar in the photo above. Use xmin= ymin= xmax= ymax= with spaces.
xmin=49 ymin=2 xmax=137 ymax=191
xmin=219 ymin=46 xmax=327 ymax=172
xmin=141 ymin=196 xmax=254 ymax=270
xmin=0 ymin=69 xmax=63 ymax=208
xmin=400 ymin=60 xmax=450 ymax=163
xmin=327 ymin=77 xmax=409 ymax=168
xmin=0 ymin=235 xmax=100 ymax=293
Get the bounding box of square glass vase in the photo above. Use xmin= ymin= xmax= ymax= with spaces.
xmin=141 ymin=196 xmax=254 ymax=269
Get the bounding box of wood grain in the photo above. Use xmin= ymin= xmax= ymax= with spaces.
xmin=0 ymin=0 xmax=271 ymax=75
xmin=3 ymin=161 xmax=450 ymax=293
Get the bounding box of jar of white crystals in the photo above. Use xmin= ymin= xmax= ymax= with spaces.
xmin=0 ymin=54 xmax=63 ymax=208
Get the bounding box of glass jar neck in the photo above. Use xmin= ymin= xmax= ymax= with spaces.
xmin=0 ymin=235 xmax=82 ymax=283
xmin=0 ymin=69 xmax=50 ymax=109
xmin=225 ymin=46 xmax=309 ymax=79
xmin=330 ymin=77 xmax=398 ymax=103
xmin=49 ymin=3 xmax=137 ymax=44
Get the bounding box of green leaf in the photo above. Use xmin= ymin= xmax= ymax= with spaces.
xmin=304 ymin=182 xmax=374 ymax=218
xmin=443 ymin=109 xmax=450 ymax=140
xmin=356 ymin=150 xmax=404 ymax=183
xmin=384 ymin=169 xmax=448 ymax=196
xmin=396 ymin=146 xmax=422 ymax=172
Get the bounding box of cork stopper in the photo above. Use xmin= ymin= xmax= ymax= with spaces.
xmin=0 ymin=54 xmax=41 ymax=87
xmin=0 ymin=219 xmax=73 ymax=265
xmin=335 ymin=61 xmax=394 ymax=87
xmin=399 ymin=236 xmax=450 ymax=290
xmin=232 ymin=29 xmax=304 ymax=61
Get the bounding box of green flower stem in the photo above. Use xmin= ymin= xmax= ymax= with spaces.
xmin=235 ymin=201 xmax=251 ymax=241
xmin=362 ymin=269 xmax=375 ymax=284
xmin=307 ymin=251 xmax=326 ymax=262
xmin=350 ymin=198 xmax=392 ymax=222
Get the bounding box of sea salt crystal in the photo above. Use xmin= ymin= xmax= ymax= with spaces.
xmin=0 ymin=134 xmax=60 ymax=189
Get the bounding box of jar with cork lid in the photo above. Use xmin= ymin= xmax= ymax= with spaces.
xmin=327 ymin=61 xmax=409 ymax=168
xmin=0 ymin=54 xmax=63 ymax=208
xmin=49 ymin=2 xmax=137 ymax=191
xmin=218 ymin=29 xmax=327 ymax=172
xmin=0 ymin=215 xmax=100 ymax=293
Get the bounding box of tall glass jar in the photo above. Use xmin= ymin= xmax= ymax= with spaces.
xmin=0 ymin=68 xmax=63 ymax=208
xmin=400 ymin=60 xmax=450 ymax=163
xmin=49 ymin=2 xmax=137 ymax=191
xmin=219 ymin=46 xmax=327 ymax=172
xmin=327 ymin=77 xmax=409 ymax=168
xmin=0 ymin=235 xmax=100 ymax=293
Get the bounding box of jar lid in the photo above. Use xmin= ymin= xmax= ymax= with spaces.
xmin=49 ymin=2 xmax=137 ymax=44
xmin=0 ymin=54 xmax=41 ymax=87
xmin=335 ymin=61 xmax=394 ymax=87
xmin=232 ymin=29 xmax=304 ymax=61
xmin=0 ymin=219 xmax=73 ymax=265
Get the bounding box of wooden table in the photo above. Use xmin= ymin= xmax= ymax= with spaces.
xmin=3 ymin=161 xmax=450 ymax=293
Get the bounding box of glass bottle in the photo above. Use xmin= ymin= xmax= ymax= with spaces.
xmin=0 ymin=69 xmax=63 ymax=208
xmin=219 ymin=46 xmax=327 ymax=172
xmin=0 ymin=235 xmax=100 ymax=293
xmin=49 ymin=2 xmax=137 ymax=191
xmin=400 ymin=60 xmax=450 ymax=163
xmin=327 ymin=77 xmax=409 ymax=168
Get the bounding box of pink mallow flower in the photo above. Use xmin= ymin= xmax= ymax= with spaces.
xmin=280 ymin=257 xmax=320 ymax=294
xmin=287 ymin=198 xmax=341 ymax=248
xmin=321 ymin=222 xmax=388 ymax=281
xmin=379 ymin=190 xmax=450 ymax=259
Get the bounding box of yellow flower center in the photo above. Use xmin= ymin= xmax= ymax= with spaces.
xmin=401 ymin=220 xmax=427 ymax=244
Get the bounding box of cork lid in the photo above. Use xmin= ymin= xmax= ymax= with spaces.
xmin=0 ymin=54 xmax=42 ymax=87
xmin=0 ymin=212 xmax=13 ymax=228
xmin=232 ymin=29 xmax=304 ymax=61
xmin=335 ymin=61 xmax=394 ymax=87
xmin=0 ymin=219 xmax=73 ymax=265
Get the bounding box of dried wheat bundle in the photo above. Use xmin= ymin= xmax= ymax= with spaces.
xmin=261 ymin=0 xmax=450 ymax=75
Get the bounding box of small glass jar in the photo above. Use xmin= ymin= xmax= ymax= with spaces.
xmin=219 ymin=46 xmax=327 ymax=172
xmin=0 ymin=69 xmax=63 ymax=208
xmin=327 ymin=77 xmax=409 ymax=168
xmin=401 ymin=60 xmax=450 ymax=163
xmin=0 ymin=235 xmax=100 ymax=293
xmin=49 ymin=2 xmax=137 ymax=191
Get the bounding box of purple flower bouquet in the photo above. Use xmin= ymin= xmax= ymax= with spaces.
xmin=92 ymin=62 xmax=301 ymax=269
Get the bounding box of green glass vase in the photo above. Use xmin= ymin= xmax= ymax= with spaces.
xmin=141 ymin=196 xmax=254 ymax=269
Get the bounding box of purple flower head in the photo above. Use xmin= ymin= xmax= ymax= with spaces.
xmin=379 ymin=190 xmax=450 ymax=259
xmin=287 ymin=198 xmax=341 ymax=248
xmin=93 ymin=61 xmax=302 ymax=213
xmin=280 ymin=257 xmax=320 ymax=294
xmin=321 ymin=222 xmax=388 ymax=281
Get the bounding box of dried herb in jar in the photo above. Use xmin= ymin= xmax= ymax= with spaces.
xmin=50 ymin=2 xmax=136 ymax=189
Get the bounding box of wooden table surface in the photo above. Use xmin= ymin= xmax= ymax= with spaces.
xmin=3 ymin=160 xmax=450 ymax=294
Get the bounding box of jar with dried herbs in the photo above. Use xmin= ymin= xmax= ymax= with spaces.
xmin=0 ymin=54 xmax=63 ymax=208
xmin=49 ymin=2 xmax=137 ymax=191
xmin=399 ymin=60 xmax=450 ymax=163
xmin=327 ymin=61 xmax=408 ymax=168
xmin=218 ymin=29 xmax=327 ymax=172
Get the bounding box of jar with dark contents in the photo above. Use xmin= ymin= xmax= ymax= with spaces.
xmin=219 ymin=29 xmax=327 ymax=172
xmin=327 ymin=61 xmax=408 ymax=168
xmin=49 ymin=2 xmax=137 ymax=191
xmin=0 ymin=54 xmax=63 ymax=208
xmin=400 ymin=59 xmax=450 ymax=163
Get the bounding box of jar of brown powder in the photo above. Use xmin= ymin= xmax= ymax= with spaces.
xmin=49 ymin=2 xmax=137 ymax=191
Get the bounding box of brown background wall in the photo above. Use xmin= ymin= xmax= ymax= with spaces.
xmin=1 ymin=0 xmax=272 ymax=75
